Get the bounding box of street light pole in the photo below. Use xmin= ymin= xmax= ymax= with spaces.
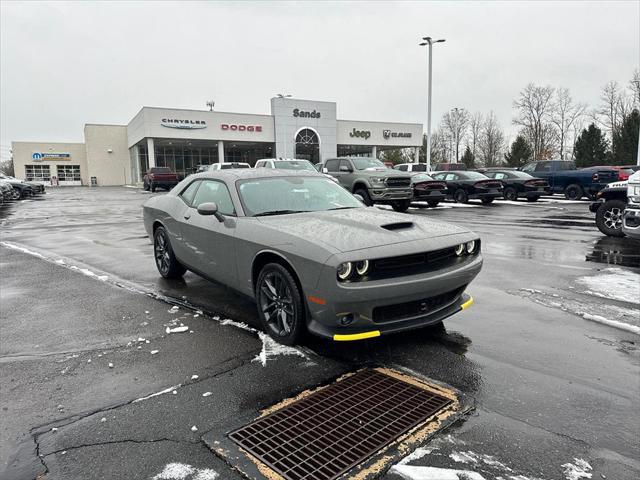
xmin=419 ymin=37 xmax=445 ymax=171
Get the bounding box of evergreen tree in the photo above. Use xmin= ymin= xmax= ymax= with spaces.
xmin=573 ymin=123 xmax=609 ymax=168
xmin=460 ymin=146 xmax=475 ymax=169
xmin=611 ymin=109 xmax=639 ymax=164
xmin=504 ymin=135 xmax=533 ymax=167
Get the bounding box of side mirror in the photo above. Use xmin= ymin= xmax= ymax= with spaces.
xmin=322 ymin=167 xmax=329 ymax=174
xmin=197 ymin=202 xmax=225 ymax=222
xmin=339 ymin=165 xmax=352 ymax=173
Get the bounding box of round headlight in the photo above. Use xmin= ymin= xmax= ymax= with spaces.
xmin=355 ymin=260 xmax=370 ymax=276
xmin=455 ymin=244 xmax=465 ymax=256
xmin=466 ymin=240 xmax=477 ymax=254
xmin=337 ymin=262 xmax=353 ymax=281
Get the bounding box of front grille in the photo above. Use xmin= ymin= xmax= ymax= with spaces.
xmin=373 ymin=287 xmax=465 ymax=323
xmin=371 ymin=246 xmax=457 ymax=276
xmin=386 ymin=177 xmax=411 ymax=188
xmin=228 ymin=369 xmax=452 ymax=480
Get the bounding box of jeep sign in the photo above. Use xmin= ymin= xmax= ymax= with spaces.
xmin=349 ymin=128 xmax=371 ymax=140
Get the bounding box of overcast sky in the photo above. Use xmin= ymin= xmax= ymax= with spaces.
xmin=1 ymin=0 xmax=638 ymax=160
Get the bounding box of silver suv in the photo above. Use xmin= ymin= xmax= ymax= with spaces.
xmin=323 ymin=157 xmax=413 ymax=212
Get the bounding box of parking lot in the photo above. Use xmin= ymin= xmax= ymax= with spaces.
xmin=1 ymin=186 xmax=639 ymax=480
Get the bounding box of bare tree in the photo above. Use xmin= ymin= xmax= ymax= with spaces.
xmin=630 ymin=69 xmax=640 ymax=108
xmin=441 ymin=108 xmax=469 ymax=162
xmin=513 ymin=83 xmax=557 ymax=159
xmin=551 ymin=87 xmax=587 ymax=160
xmin=599 ymin=81 xmax=623 ymax=139
xmin=468 ymin=112 xmax=483 ymax=159
xmin=429 ymin=128 xmax=449 ymax=164
xmin=479 ymin=112 xmax=505 ymax=167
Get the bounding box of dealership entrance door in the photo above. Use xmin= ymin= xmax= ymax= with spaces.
xmin=295 ymin=128 xmax=320 ymax=164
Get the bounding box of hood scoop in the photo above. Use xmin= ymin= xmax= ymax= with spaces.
xmin=381 ymin=222 xmax=414 ymax=231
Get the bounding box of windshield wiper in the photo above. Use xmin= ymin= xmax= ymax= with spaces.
xmin=254 ymin=210 xmax=306 ymax=217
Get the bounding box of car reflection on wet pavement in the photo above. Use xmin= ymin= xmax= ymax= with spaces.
xmin=1 ymin=187 xmax=639 ymax=480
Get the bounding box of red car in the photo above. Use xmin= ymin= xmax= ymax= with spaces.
xmin=591 ymin=165 xmax=637 ymax=181
xmin=143 ymin=167 xmax=179 ymax=192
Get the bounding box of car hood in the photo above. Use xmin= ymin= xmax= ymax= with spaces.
xmin=256 ymin=207 xmax=470 ymax=253
xmin=362 ymin=169 xmax=410 ymax=179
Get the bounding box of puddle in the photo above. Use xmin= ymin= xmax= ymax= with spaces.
xmin=585 ymin=236 xmax=640 ymax=268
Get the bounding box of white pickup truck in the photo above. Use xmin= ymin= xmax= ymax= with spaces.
xmin=622 ymin=170 xmax=640 ymax=239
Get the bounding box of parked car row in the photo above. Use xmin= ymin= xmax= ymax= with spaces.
xmin=0 ymin=173 xmax=46 ymax=204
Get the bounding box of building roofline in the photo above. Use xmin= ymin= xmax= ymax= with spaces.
xmin=134 ymin=106 xmax=274 ymax=118
xmin=337 ymin=118 xmax=423 ymax=127
xmin=11 ymin=140 xmax=85 ymax=146
xmin=84 ymin=123 xmax=126 ymax=127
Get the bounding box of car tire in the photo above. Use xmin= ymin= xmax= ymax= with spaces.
xmin=564 ymin=184 xmax=583 ymax=200
xmin=504 ymin=187 xmax=518 ymax=201
xmin=354 ymin=188 xmax=373 ymax=206
xmin=256 ymin=263 xmax=306 ymax=346
xmin=391 ymin=200 xmax=411 ymax=212
xmin=427 ymin=200 xmax=440 ymax=208
xmin=595 ymin=199 xmax=626 ymax=237
xmin=143 ymin=182 xmax=150 ymax=191
xmin=153 ymin=226 xmax=187 ymax=279
xmin=481 ymin=197 xmax=494 ymax=204
xmin=11 ymin=189 xmax=20 ymax=200
xmin=454 ymin=189 xmax=469 ymax=203
xmin=150 ymin=182 xmax=156 ymax=193
xmin=527 ymin=196 xmax=540 ymax=202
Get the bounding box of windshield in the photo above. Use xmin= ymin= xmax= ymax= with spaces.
xmin=237 ymin=176 xmax=363 ymax=216
xmin=352 ymin=158 xmax=385 ymax=170
xmin=273 ymin=160 xmax=316 ymax=172
xmin=508 ymin=171 xmax=534 ymax=179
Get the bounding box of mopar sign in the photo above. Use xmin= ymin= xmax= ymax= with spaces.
xmin=161 ymin=118 xmax=207 ymax=129
xmin=383 ymin=130 xmax=412 ymax=139
xmin=32 ymin=152 xmax=70 ymax=161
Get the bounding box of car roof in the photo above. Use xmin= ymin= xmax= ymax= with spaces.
xmin=191 ymin=169 xmax=321 ymax=181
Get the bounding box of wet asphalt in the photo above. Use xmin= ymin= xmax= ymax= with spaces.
xmin=0 ymin=187 xmax=639 ymax=480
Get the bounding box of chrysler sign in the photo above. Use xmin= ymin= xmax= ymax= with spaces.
xmin=161 ymin=118 xmax=207 ymax=129
xmin=32 ymin=152 xmax=71 ymax=162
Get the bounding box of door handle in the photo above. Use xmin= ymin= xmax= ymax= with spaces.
xmin=184 ymin=214 xmax=191 ymax=220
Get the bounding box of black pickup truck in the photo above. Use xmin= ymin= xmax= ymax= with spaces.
xmin=520 ymin=160 xmax=618 ymax=200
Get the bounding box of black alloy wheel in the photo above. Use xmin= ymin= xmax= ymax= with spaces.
xmin=503 ymin=187 xmax=518 ymax=201
xmin=256 ymin=263 xmax=305 ymax=345
xmin=595 ymin=199 xmax=626 ymax=237
xmin=391 ymin=200 xmax=411 ymax=212
xmin=564 ymin=184 xmax=584 ymax=200
xmin=454 ymin=189 xmax=469 ymax=203
xmin=153 ymin=226 xmax=186 ymax=278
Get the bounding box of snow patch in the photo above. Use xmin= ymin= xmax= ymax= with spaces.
xmin=562 ymin=458 xmax=592 ymax=480
xmin=449 ymin=451 xmax=512 ymax=471
xmin=150 ymin=350 xmax=159 ymax=355
xmin=202 ymin=392 xmax=212 ymax=397
xmin=166 ymin=326 xmax=189 ymax=334
xmin=132 ymin=384 xmax=181 ymax=403
xmin=576 ymin=268 xmax=640 ymax=305
xmin=193 ymin=469 xmax=218 ymax=480
xmin=389 ymin=465 xmax=486 ymax=480
xmin=220 ymin=318 xmax=255 ymax=332
xmin=152 ymin=463 xmax=195 ymax=479
xmin=253 ymin=332 xmax=308 ymax=366
xmin=395 ymin=447 xmax=434 ymax=466
xmin=579 ymin=313 xmax=640 ymax=335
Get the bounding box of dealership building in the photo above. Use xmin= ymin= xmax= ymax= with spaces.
xmin=12 ymin=97 xmax=423 ymax=186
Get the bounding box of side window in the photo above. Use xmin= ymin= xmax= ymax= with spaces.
xmin=535 ymin=162 xmax=551 ymax=172
xmin=180 ymin=180 xmax=201 ymax=206
xmin=325 ymin=159 xmax=339 ymax=172
xmin=398 ymin=165 xmax=408 ymax=171
xmin=433 ymin=173 xmax=445 ymax=180
xmin=255 ymin=161 xmax=264 ymax=168
xmin=339 ymin=160 xmax=352 ymax=171
xmin=521 ymin=163 xmax=535 ymax=173
xmin=414 ymin=164 xmax=427 ymax=172
xmin=191 ymin=180 xmax=236 ymax=216
xmin=494 ymin=173 xmax=506 ymax=179
xmin=446 ymin=173 xmax=457 ymax=181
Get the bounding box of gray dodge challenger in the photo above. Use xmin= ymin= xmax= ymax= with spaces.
xmin=143 ymin=169 xmax=482 ymax=344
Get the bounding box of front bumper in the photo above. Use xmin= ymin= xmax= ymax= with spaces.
xmin=305 ymin=252 xmax=482 ymax=340
xmin=369 ymin=187 xmax=413 ymax=202
xmin=622 ymin=207 xmax=640 ymax=239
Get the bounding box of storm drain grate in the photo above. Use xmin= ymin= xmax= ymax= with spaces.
xmin=228 ymin=369 xmax=452 ymax=480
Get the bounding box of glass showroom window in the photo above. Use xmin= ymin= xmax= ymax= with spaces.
xmin=25 ymin=164 xmax=51 ymax=182
xmin=57 ymin=165 xmax=81 ymax=182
